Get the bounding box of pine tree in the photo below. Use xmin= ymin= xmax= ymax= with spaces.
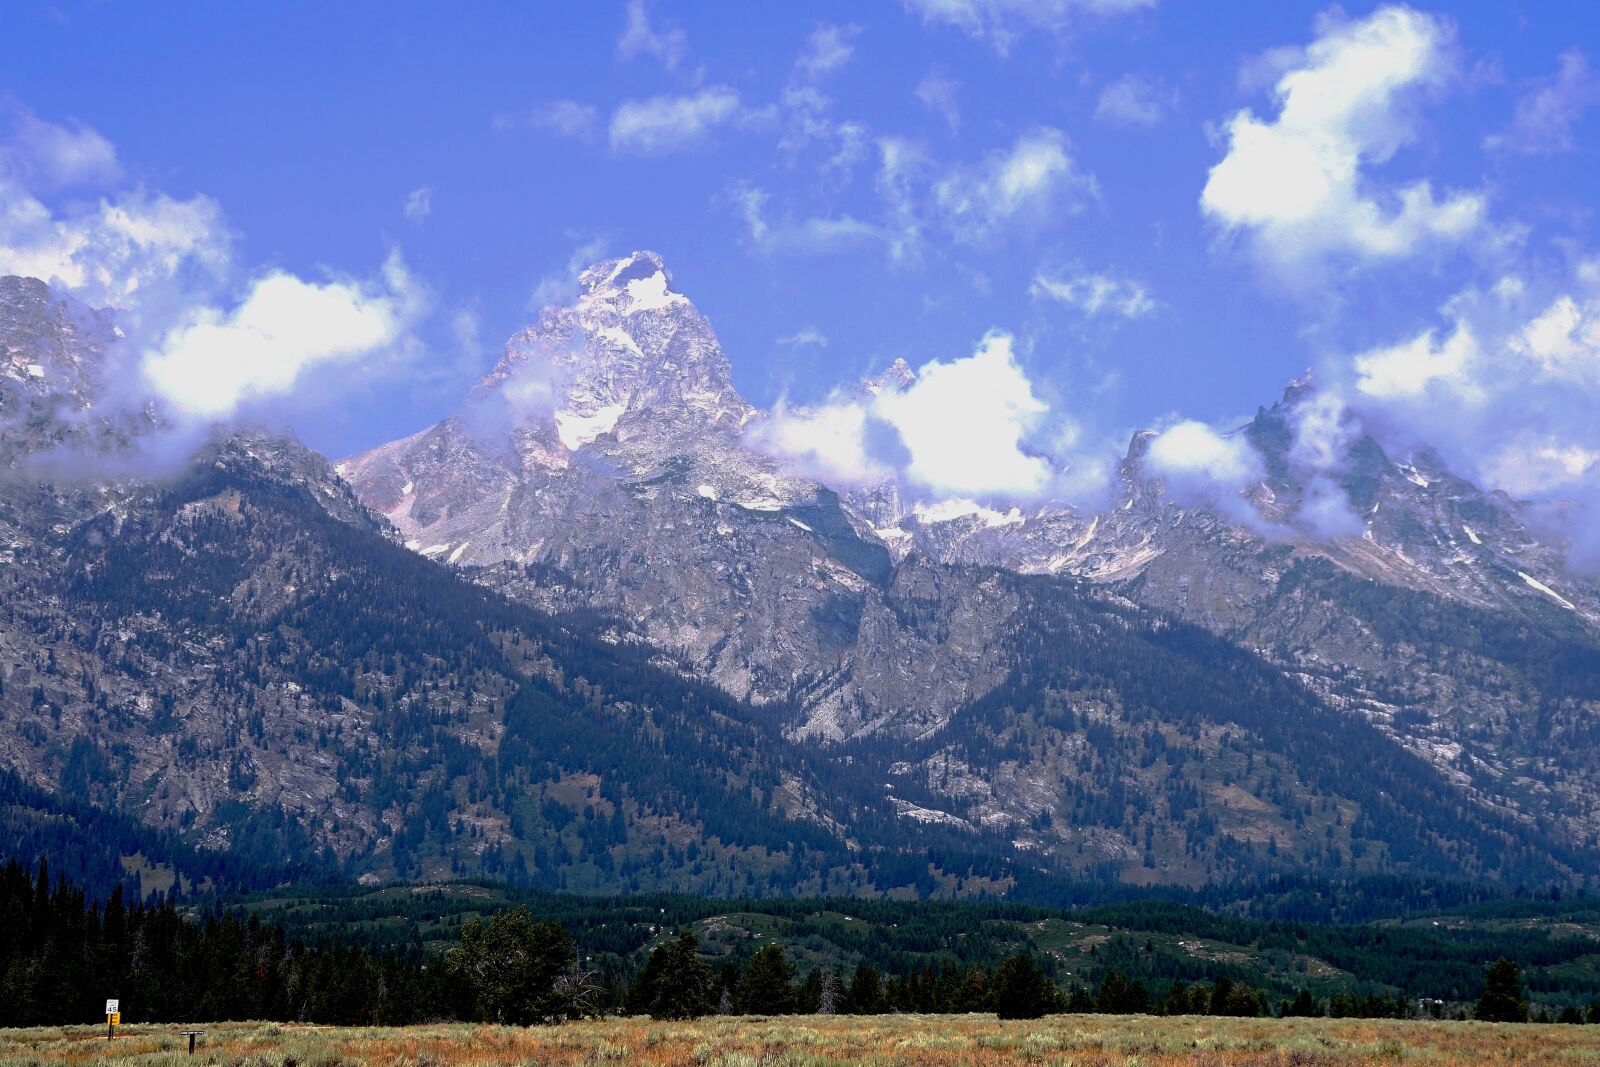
xmin=992 ymin=954 xmax=1054 ymax=1020
xmin=1283 ymin=988 xmax=1318 ymax=1018
xmin=845 ymin=963 xmax=886 ymax=1014
xmin=737 ymin=944 xmax=797 ymax=1015
xmin=648 ymin=931 xmax=713 ymax=1020
xmin=1096 ymin=970 xmax=1149 ymax=1015
xmin=1475 ymin=958 xmax=1529 ymax=1023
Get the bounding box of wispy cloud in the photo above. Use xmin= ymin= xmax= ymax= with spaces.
xmin=610 ymin=86 xmax=755 ymax=155
xmin=616 ymin=0 xmax=687 ymax=71
xmin=1094 ymin=73 xmax=1176 ymax=128
xmin=0 ymin=99 xmax=122 ymax=191
xmin=795 ymin=23 xmax=862 ymax=80
xmin=402 ymin=186 xmax=433 ymax=223
xmin=1031 ymin=268 xmax=1154 ymax=319
xmin=900 ymin=0 xmax=1157 ymax=54
xmin=914 ymin=73 xmax=962 ymax=133
xmin=777 ymin=326 xmax=829 ymax=348
xmin=932 ymin=128 xmax=1098 ymax=243
xmin=1484 ymin=49 xmax=1599 ymax=155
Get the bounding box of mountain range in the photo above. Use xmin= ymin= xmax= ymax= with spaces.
xmin=3 ymin=255 xmax=1599 ymax=897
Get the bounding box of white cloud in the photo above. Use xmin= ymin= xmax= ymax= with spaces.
xmin=616 ymin=0 xmax=687 ymax=71
xmin=750 ymin=400 xmax=890 ymax=486
xmin=1299 ymin=475 xmax=1364 ymax=537
xmin=609 ymin=87 xmax=750 ymax=155
xmin=1094 ymin=74 xmax=1175 ymax=128
xmin=0 ymin=101 xmax=122 ymax=191
xmin=0 ymin=109 xmax=230 ymax=307
xmin=500 ymin=99 xmax=602 ymax=142
xmin=776 ymin=86 xmax=868 ymax=176
xmin=796 ymin=23 xmax=861 ymax=79
xmin=1288 ymin=387 xmax=1358 ymax=471
xmin=0 ymin=185 xmax=231 ymax=309
xmin=915 ymin=73 xmax=961 ymax=133
xmin=735 ymin=128 xmax=1093 ymax=263
xmin=777 ymin=327 xmax=828 ymax=348
xmin=1328 ymin=260 xmax=1600 ymax=573
xmin=1031 ymin=268 xmax=1153 ymax=318
xmin=900 ymin=0 xmax=1156 ymax=53
xmin=751 ymin=332 xmax=1063 ymax=499
xmin=402 ymin=186 xmax=433 ymax=222
xmin=874 ymin=137 xmax=929 ymax=263
xmin=1146 ymin=420 xmax=1262 ymax=487
xmin=933 ymin=128 xmax=1098 ymax=242
xmin=1485 ymin=50 xmax=1599 ymax=155
xmin=1485 ymin=439 xmax=1600 ymax=495
xmin=875 ymin=331 xmax=1051 ymax=495
xmin=727 ymin=182 xmax=884 ymax=256
xmin=141 ymin=251 xmax=424 ymax=421
xmin=1513 ymin=294 xmax=1600 ymax=382
xmin=1353 ymin=321 xmax=1480 ymax=401
xmin=1201 ymin=5 xmax=1484 ymax=279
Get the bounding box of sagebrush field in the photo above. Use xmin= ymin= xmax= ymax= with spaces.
xmin=2 ymin=1015 xmax=1597 ymax=1067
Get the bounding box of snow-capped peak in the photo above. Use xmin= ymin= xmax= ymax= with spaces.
xmin=577 ymin=251 xmax=686 ymax=315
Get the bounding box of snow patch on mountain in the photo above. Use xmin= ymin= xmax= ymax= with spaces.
xmin=914 ymin=498 xmax=1024 ymax=527
xmin=555 ymin=403 xmax=625 ymax=449
xmin=1519 ymin=571 xmax=1576 ymax=610
xmin=623 ymin=270 xmax=686 ymax=313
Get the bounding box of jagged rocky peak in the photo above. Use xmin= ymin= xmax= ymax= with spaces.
xmin=0 ymin=275 xmax=118 ymax=408
xmin=474 ymin=251 xmax=750 ymax=445
xmin=575 ymin=249 xmax=680 ymax=305
xmin=861 ymin=357 xmax=916 ymax=397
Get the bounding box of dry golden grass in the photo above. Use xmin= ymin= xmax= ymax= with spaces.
xmin=1 ymin=1014 xmax=1597 ymax=1066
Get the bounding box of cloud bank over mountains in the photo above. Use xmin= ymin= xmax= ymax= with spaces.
xmin=0 ymin=102 xmax=425 ymax=428
xmin=3 ymin=4 xmax=1600 ymax=572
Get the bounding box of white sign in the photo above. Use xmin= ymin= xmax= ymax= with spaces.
xmin=105 ymin=1000 xmax=119 ymax=1015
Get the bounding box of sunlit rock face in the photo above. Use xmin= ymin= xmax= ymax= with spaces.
xmin=340 ymin=253 xmax=1600 ymax=881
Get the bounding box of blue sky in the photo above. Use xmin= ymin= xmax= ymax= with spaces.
xmin=3 ymin=1 xmax=1600 ymax=544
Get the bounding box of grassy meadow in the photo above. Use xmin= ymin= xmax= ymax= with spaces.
xmin=2 ymin=1015 xmax=1598 ymax=1067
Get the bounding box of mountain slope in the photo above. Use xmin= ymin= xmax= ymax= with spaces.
xmin=2 ymin=265 xmax=1598 ymax=890
xmin=337 ymin=254 xmax=1600 ymax=886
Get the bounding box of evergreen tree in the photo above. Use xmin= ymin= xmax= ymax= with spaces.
xmin=1282 ymin=988 xmax=1319 ymax=1018
xmin=795 ymin=968 xmax=822 ymax=1015
xmin=625 ymin=944 xmax=669 ymax=1016
xmin=1096 ymin=970 xmax=1149 ymax=1015
xmin=648 ymin=931 xmax=713 ymax=1020
xmin=992 ymin=954 xmax=1054 ymax=1020
xmin=1475 ymin=958 xmax=1529 ymax=1023
xmin=845 ymin=963 xmax=886 ymax=1014
xmin=737 ymin=944 xmax=797 ymax=1015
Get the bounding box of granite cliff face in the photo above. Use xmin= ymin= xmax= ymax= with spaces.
xmin=339 ymin=252 xmax=1012 ymax=742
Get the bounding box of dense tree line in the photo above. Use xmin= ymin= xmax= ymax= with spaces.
xmin=0 ymin=859 xmax=433 ymax=1027
xmin=7 ymin=860 xmax=1600 ymax=1028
